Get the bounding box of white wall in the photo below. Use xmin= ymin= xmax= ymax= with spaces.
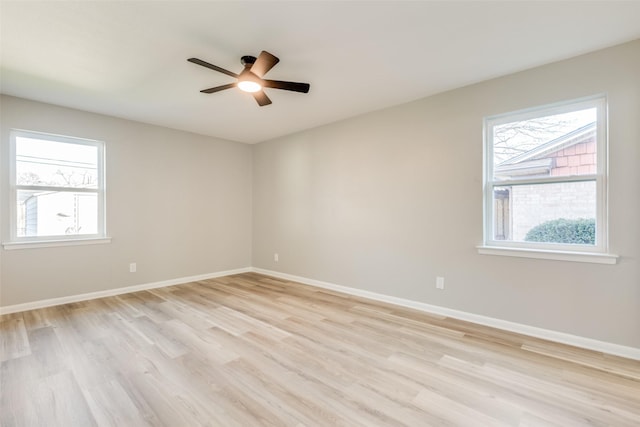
xmin=1 ymin=95 xmax=253 ymax=306
xmin=2 ymin=41 xmax=638 ymax=350
xmin=252 ymin=40 xmax=640 ymax=348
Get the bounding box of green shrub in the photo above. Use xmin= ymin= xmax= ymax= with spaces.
xmin=524 ymin=218 xmax=595 ymax=244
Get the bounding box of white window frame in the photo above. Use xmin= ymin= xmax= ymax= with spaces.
xmin=479 ymin=95 xmax=617 ymax=264
xmin=4 ymin=130 xmax=110 ymax=249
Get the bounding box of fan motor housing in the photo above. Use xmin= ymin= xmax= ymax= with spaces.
xmin=241 ymin=55 xmax=257 ymax=66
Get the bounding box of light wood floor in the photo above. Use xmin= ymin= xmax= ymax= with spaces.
xmin=1 ymin=273 xmax=639 ymax=426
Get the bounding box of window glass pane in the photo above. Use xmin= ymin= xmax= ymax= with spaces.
xmin=16 ymin=137 xmax=98 ymax=188
xmin=17 ymin=190 xmax=98 ymax=237
xmin=493 ymin=181 xmax=596 ymax=245
xmin=493 ymin=108 xmax=597 ymax=181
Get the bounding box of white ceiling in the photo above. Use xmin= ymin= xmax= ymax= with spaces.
xmin=1 ymin=1 xmax=639 ymax=144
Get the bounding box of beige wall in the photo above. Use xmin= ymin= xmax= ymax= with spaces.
xmin=252 ymin=40 xmax=640 ymax=348
xmin=1 ymin=95 xmax=253 ymax=306
xmin=2 ymin=41 xmax=638 ymax=349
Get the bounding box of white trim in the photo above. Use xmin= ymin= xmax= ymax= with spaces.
xmin=8 ymin=129 xmax=107 ymax=244
xmin=3 ymin=237 xmax=112 ymax=250
xmin=14 ymin=185 xmax=100 ymax=193
xmin=486 ymin=95 xmax=605 ymax=127
xmin=483 ymin=95 xmax=609 ymax=255
xmin=476 ymin=245 xmax=618 ymax=264
xmin=1 ymin=266 xmax=637 ymax=360
xmin=0 ymin=267 xmax=252 ymax=315
xmin=492 ymin=174 xmax=596 ymax=187
xmin=252 ymin=268 xmax=639 ymax=361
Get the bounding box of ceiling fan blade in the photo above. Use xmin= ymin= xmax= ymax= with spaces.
xmin=250 ymin=51 xmax=280 ymax=78
xmin=263 ymin=79 xmax=310 ymax=93
xmin=252 ymin=90 xmax=272 ymax=106
xmin=188 ymin=58 xmax=238 ymax=78
xmin=200 ymin=83 xmax=236 ymax=94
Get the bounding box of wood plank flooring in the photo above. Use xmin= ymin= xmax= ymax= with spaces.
xmin=1 ymin=272 xmax=639 ymax=426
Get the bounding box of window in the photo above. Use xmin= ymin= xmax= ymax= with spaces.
xmin=5 ymin=130 xmax=107 ymax=248
xmin=481 ymin=96 xmax=615 ymax=263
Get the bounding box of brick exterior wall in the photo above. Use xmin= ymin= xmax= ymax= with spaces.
xmin=511 ymin=181 xmax=596 ymax=241
xmin=505 ymin=137 xmax=597 ymax=241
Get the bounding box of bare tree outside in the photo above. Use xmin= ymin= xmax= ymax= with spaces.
xmin=492 ymin=108 xmax=597 ymax=164
xmin=54 ymin=168 xmax=97 ymax=188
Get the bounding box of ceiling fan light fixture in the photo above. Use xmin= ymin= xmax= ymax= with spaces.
xmin=188 ymin=51 xmax=310 ymax=106
xmin=237 ymin=80 xmax=262 ymax=93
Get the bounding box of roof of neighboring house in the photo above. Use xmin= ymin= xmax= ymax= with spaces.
xmin=498 ymin=122 xmax=596 ymax=167
xmin=494 ymin=122 xmax=596 ymax=179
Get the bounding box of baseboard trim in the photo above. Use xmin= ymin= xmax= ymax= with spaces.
xmin=252 ymin=267 xmax=640 ymax=361
xmin=2 ymin=266 xmax=638 ymax=360
xmin=0 ymin=267 xmax=252 ymax=315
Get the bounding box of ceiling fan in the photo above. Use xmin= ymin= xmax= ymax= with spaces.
xmin=188 ymin=51 xmax=310 ymax=106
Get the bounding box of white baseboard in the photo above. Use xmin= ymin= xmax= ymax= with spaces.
xmin=252 ymin=268 xmax=640 ymax=361
xmin=2 ymin=265 xmax=638 ymax=361
xmin=0 ymin=267 xmax=252 ymax=315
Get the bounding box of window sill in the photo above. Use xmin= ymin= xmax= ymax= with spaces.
xmin=476 ymin=245 xmax=618 ymax=264
xmin=3 ymin=237 xmax=112 ymax=250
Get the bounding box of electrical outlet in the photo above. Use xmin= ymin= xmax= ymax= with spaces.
xmin=274 ymin=253 xmax=279 ymax=262
xmin=129 ymin=262 xmax=137 ymax=273
xmin=436 ymin=276 xmax=445 ymax=290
